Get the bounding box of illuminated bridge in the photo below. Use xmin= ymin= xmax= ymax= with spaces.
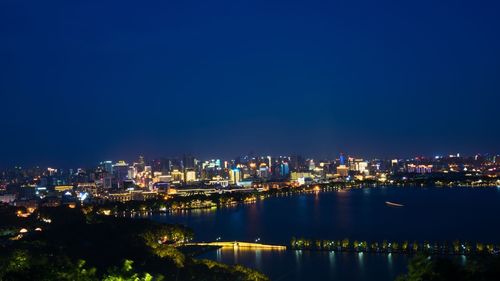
xmin=187 ymin=241 xmax=287 ymax=250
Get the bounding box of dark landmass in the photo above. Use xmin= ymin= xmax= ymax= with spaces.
xmin=0 ymin=203 xmax=268 ymax=281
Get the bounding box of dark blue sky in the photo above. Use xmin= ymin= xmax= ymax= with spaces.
xmin=1 ymin=0 xmax=499 ymax=167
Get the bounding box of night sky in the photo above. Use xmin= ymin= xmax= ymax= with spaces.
xmin=1 ymin=0 xmax=499 ymax=167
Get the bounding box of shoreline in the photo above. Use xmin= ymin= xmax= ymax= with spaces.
xmin=106 ymin=184 xmax=500 ymax=216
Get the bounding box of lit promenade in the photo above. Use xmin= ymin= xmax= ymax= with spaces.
xmin=188 ymin=241 xmax=287 ymax=250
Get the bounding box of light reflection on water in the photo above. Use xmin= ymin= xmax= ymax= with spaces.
xmin=460 ymin=255 xmax=467 ymax=266
xmin=151 ymin=187 xmax=500 ymax=281
xmin=358 ymin=252 xmax=365 ymax=276
xmin=153 ymin=187 xmax=500 ymax=244
xmin=294 ymin=250 xmax=301 ymax=271
xmin=329 ymin=251 xmax=336 ymax=277
xmin=255 ymin=250 xmax=262 ymax=269
xmin=201 ymin=249 xmax=409 ymax=281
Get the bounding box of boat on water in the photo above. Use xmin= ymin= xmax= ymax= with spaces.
xmin=385 ymin=201 xmax=404 ymax=207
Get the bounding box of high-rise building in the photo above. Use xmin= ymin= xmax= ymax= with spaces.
xmin=185 ymin=170 xmax=197 ymax=182
xmin=350 ymin=159 xmax=369 ymax=175
xmin=339 ymin=153 xmax=347 ymax=166
xmin=258 ymin=165 xmax=270 ymax=179
xmin=113 ymin=161 xmax=129 ymax=189
xmin=135 ymin=156 xmax=145 ymax=173
xmin=279 ymin=162 xmax=290 ymax=177
xmin=153 ymin=158 xmax=171 ymax=173
xmin=183 ymin=155 xmax=196 ymax=170
xmin=100 ymin=161 xmax=113 ymax=174
xmin=128 ymin=166 xmax=136 ymax=180
xmin=229 ymin=169 xmax=241 ymax=185
xmin=308 ymin=159 xmax=316 ymax=171
xmin=290 ymin=155 xmax=306 ymax=172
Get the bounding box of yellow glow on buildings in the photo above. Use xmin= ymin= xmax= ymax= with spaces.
xmin=185 ymin=170 xmax=197 ymax=182
xmin=229 ymin=169 xmax=241 ymax=185
xmin=336 ymin=165 xmax=349 ymax=177
xmin=171 ymin=170 xmax=184 ymax=182
xmin=55 ymin=185 xmax=73 ymax=192
xmin=290 ymin=172 xmax=312 ymax=180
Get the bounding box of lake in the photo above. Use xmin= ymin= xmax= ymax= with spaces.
xmin=150 ymin=187 xmax=500 ymax=280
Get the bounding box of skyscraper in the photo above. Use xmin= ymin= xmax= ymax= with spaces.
xmin=183 ymin=155 xmax=196 ymax=170
xmin=100 ymin=161 xmax=113 ymax=174
xmin=339 ymin=153 xmax=347 ymax=166
xmin=280 ymin=162 xmax=290 ymax=177
xmin=229 ymin=169 xmax=241 ymax=185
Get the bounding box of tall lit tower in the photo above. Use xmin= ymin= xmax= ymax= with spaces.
xmin=339 ymin=153 xmax=346 ymax=166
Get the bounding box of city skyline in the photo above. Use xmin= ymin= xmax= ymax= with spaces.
xmin=0 ymin=150 xmax=497 ymax=170
xmin=2 ymin=1 xmax=500 ymax=280
xmin=1 ymin=150 xmax=496 ymax=170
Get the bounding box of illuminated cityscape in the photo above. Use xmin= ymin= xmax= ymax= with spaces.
xmin=1 ymin=153 xmax=498 ymax=207
xmin=1 ymin=0 xmax=500 ymax=280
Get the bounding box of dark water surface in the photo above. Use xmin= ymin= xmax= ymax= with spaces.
xmin=150 ymin=187 xmax=500 ymax=280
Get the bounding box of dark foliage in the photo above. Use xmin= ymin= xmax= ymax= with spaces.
xmin=0 ymin=205 xmax=268 ymax=281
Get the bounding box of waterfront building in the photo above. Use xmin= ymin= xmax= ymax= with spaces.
xmin=107 ymin=192 xmax=133 ymax=202
xmin=54 ymin=185 xmax=73 ymax=192
xmin=207 ymin=176 xmax=230 ymax=187
xmin=407 ymin=164 xmax=433 ymax=174
xmin=107 ymin=190 xmax=158 ymax=202
xmin=290 ymin=172 xmax=313 ymax=181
